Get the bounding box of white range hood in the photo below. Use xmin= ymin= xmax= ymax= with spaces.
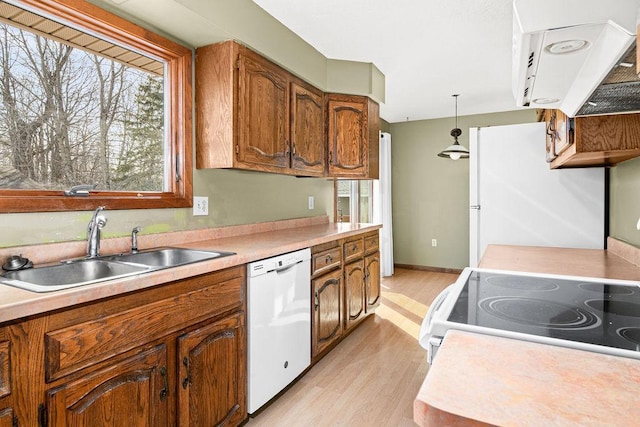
xmin=512 ymin=0 xmax=640 ymax=117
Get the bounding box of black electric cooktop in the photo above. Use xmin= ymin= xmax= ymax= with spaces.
xmin=448 ymin=270 xmax=640 ymax=352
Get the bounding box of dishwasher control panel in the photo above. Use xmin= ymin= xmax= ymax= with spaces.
xmin=248 ymin=248 xmax=310 ymax=277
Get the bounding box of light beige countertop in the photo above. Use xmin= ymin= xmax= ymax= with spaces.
xmin=414 ymin=241 xmax=640 ymax=427
xmin=479 ymin=242 xmax=640 ymax=281
xmin=0 ymin=216 xmax=380 ymax=324
xmin=414 ymin=330 xmax=640 ymax=427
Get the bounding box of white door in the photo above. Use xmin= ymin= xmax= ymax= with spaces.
xmin=469 ymin=123 xmax=604 ymax=267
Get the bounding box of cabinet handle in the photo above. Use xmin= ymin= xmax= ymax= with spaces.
xmin=314 ymin=291 xmax=319 ymax=311
xmin=182 ymin=357 xmax=192 ymax=389
xmin=159 ymin=366 xmax=169 ymax=400
xmin=292 ymin=142 xmax=296 ymax=156
xmin=352 ymin=245 xmax=357 ymax=252
xmin=325 ymin=254 xmax=333 ymax=263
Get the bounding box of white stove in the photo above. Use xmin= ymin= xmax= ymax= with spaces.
xmin=420 ymin=267 xmax=640 ymax=364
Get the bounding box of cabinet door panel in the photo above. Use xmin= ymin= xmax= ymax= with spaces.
xmin=344 ymin=260 xmax=365 ymax=331
xmin=365 ymin=252 xmax=381 ymax=311
xmin=291 ymin=82 xmax=324 ymax=176
xmin=312 ymin=269 xmax=343 ymax=358
xmin=177 ymin=313 xmax=246 ymax=427
xmin=327 ymin=98 xmax=367 ymax=177
xmin=238 ymin=53 xmax=289 ymax=170
xmin=47 ymin=345 xmax=169 ymax=427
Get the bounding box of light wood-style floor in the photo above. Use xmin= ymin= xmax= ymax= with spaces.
xmin=246 ymin=268 xmax=457 ymax=427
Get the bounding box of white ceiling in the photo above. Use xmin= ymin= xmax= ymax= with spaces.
xmin=252 ymin=0 xmax=522 ymax=123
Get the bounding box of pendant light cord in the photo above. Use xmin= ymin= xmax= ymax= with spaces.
xmin=453 ymin=94 xmax=459 ymax=130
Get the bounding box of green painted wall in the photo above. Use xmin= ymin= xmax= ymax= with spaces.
xmin=390 ymin=109 xmax=537 ymax=269
xmin=609 ymin=157 xmax=640 ymax=246
xmin=0 ymin=170 xmax=334 ymax=248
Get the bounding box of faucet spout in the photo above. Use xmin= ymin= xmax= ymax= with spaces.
xmin=131 ymin=226 xmax=141 ymax=253
xmin=87 ymin=206 xmax=107 ymax=258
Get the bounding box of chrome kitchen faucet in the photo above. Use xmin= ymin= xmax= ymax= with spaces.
xmin=86 ymin=206 xmax=107 ymax=258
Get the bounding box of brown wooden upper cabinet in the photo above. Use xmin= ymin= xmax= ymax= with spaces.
xmin=326 ymin=94 xmax=380 ymax=179
xmin=196 ymin=41 xmax=325 ymax=176
xmin=544 ymin=109 xmax=640 ymax=168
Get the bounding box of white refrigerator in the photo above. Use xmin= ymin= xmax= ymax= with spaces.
xmin=469 ymin=122 xmax=605 ymax=267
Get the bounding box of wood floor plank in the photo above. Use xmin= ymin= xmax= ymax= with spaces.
xmin=246 ymin=268 xmax=457 ymax=426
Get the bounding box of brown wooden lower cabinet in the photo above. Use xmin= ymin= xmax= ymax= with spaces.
xmin=311 ymin=268 xmax=343 ymax=359
xmin=1 ymin=266 xmax=247 ymax=427
xmin=177 ymin=312 xmax=246 ymax=427
xmin=311 ymin=230 xmax=380 ymax=362
xmin=365 ymin=252 xmax=381 ymax=311
xmin=344 ymin=259 xmax=366 ymax=331
xmin=46 ymin=344 xmax=170 ymax=426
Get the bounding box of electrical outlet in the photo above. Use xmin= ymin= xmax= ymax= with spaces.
xmin=308 ymin=196 xmax=314 ymax=210
xmin=432 ymin=239 xmax=437 ymax=247
xmin=193 ymin=196 xmax=209 ymax=216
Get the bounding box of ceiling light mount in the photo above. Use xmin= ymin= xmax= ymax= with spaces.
xmin=438 ymin=94 xmax=469 ymax=160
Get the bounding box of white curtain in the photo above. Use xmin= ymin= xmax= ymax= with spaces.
xmin=373 ymin=132 xmax=394 ymax=277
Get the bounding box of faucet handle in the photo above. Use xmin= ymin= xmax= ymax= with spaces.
xmin=87 ymin=206 xmax=106 ymax=232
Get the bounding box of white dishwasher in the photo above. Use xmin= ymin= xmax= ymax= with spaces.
xmin=247 ymin=248 xmax=311 ymax=414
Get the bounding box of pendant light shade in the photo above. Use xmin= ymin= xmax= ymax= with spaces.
xmin=438 ymin=94 xmax=469 ymax=160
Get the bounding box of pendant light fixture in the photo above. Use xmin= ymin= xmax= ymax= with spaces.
xmin=438 ymin=94 xmax=469 ymax=160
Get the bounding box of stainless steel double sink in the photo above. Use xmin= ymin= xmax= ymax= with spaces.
xmin=0 ymin=247 xmax=235 ymax=293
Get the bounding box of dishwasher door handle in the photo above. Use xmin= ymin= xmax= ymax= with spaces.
xmin=272 ymin=259 xmax=304 ymax=274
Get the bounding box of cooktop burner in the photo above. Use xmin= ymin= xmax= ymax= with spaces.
xmin=447 ymin=270 xmax=640 ymax=353
xmin=479 ymin=296 xmax=601 ymax=329
xmin=618 ymin=327 xmax=640 ymax=347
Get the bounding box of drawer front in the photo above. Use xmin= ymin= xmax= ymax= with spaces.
xmin=312 ymin=247 xmax=342 ymax=276
xmin=0 ymin=340 xmax=9 ymax=398
xmin=364 ymin=233 xmax=379 ymax=254
xmin=46 ymin=268 xmax=243 ymax=381
xmin=343 ymin=238 xmax=364 ymax=264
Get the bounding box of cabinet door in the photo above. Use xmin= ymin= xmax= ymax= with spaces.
xmin=290 ymin=82 xmax=325 ymax=176
xmin=365 ymin=252 xmax=381 ymax=312
xmin=47 ymin=345 xmax=169 ymax=427
xmin=344 ymin=260 xmax=365 ymax=331
xmin=312 ymin=269 xmax=343 ymax=358
xmin=327 ymin=96 xmax=368 ymax=177
xmin=177 ymin=313 xmax=246 ymax=427
xmin=0 ymin=340 xmax=10 ymax=399
xmin=544 ymin=109 xmax=571 ymax=161
xmin=237 ymin=52 xmax=290 ymax=171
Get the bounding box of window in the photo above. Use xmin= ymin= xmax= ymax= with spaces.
xmin=0 ymin=0 xmax=192 ymax=212
xmin=335 ymin=180 xmax=373 ymax=223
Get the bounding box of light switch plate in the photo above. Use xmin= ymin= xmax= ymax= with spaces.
xmin=193 ymin=196 xmax=209 ymax=216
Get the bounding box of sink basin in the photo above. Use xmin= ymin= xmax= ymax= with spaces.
xmin=104 ymin=247 xmax=235 ymax=268
xmin=1 ymin=259 xmax=152 ymax=293
xmin=0 ymin=247 xmax=236 ymax=293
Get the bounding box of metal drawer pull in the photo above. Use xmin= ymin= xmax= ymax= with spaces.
xmin=325 ymin=254 xmax=333 ymax=263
